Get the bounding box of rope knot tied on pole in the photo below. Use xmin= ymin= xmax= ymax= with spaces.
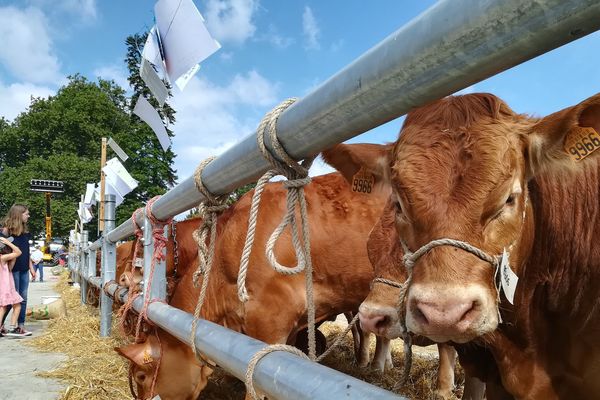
xmin=135 ymin=195 xmax=172 ymax=340
xmin=236 ymin=97 xmax=319 ymax=360
xmin=190 ymin=156 xmax=231 ymax=361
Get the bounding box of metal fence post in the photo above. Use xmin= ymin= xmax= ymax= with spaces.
xmin=80 ymin=230 xmax=89 ymax=305
xmin=68 ymin=232 xmax=74 ymax=275
xmin=86 ymin=246 xmax=97 ymax=305
xmin=142 ymin=210 xmax=167 ymax=302
xmin=100 ymin=194 xmax=116 ymax=337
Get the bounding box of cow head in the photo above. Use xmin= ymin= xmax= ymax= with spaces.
xmin=116 ymin=331 xmax=212 ymax=400
xmin=324 ymin=93 xmax=600 ymax=343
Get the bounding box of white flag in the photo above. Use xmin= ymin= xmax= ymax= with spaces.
xmin=102 ymin=158 xmax=138 ymax=199
xmin=133 ymin=96 xmax=171 ymax=151
xmin=83 ymin=183 xmax=96 ymax=206
xmin=155 ymin=0 xmax=220 ymax=83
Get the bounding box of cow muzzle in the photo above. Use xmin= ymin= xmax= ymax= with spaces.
xmin=358 ymin=302 xmax=405 ymax=339
xmin=398 ymin=238 xmax=504 ymax=342
xmin=405 ymin=284 xmax=498 ymax=343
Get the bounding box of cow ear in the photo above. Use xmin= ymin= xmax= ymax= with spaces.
xmin=115 ymin=339 xmax=158 ymax=367
xmin=321 ymin=143 xmax=393 ymax=186
xmin=527 ymin=93 xmax=600 ymax=177
xmin=367 ymin=197 xmax=406 ymax=279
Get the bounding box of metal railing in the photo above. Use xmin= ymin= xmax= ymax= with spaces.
xmin=69 ymin=1 xmax=600 ymax=399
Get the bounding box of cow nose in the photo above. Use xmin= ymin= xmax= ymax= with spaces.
xmin=411 ymin=298 xmax=478 ymax=332
xmin=358 ymin=310 xmax=391 ymax=335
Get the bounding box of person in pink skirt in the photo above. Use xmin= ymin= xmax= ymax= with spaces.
xmin=0 ymin=236 xmax=26 ymax=338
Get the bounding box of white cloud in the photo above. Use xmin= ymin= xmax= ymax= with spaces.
xmin=60 ymin=0 xmax=97 ymax=20
xmin=0 ymin=6 xmax=62 ymax=84
xmin=302 ymin=6 xmax=320 ymax=50
xmin=177 ymin=141 xmax=237 ymax=178
xmin=229 ymin=70 xmax=279 ymax=106
xmin=169 ymin=70 xmax=279 ymax=180
xmin=27 ymin=0 xmax=97 ymax=22
xmin=220 ymin=52 xmax=234 ymax=62
xmin=93 ymin=64 xmax=130 ymax=91
xmin=0 ymin=80 xmax=55 ymax=121
xmin=203 ymin=0 xmax=258 ymax=45
xmin=259 ymin=24 xmax=294 ymax=49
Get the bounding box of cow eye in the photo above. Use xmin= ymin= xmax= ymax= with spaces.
xmin=135 ymin=371 xmax=147 ymax=382
xmin=394 ymin=201 xmax=403 ymax=214
xmin=505 ymin=193 xmax=517 ymax=206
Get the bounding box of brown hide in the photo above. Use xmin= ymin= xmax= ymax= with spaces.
xmin=118 ymin=172 xmax=389 ymax=399
xmin=323 ymin=93 xmax=600 ymax=399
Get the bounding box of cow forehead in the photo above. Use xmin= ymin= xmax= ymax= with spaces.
xmin=391 ymin=122 xmax=522 ymax=208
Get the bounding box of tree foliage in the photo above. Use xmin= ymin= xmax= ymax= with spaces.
xmin=0 ymin=31 xmax=178 ymax=240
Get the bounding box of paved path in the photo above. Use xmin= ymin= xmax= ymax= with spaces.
xmin=0 ymin=267 xmax=66 ymax=400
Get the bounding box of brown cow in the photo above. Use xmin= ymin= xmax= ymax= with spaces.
xmin=323 ymin=93 xmax=600 ymax=399
xmin=116 ymin=172 xmax=401 ymax=399
xmin=324 ymin=145 xmax=485 ymax=399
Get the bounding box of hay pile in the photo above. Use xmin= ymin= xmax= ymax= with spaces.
xmin=27 ymin=274 xmax=460 ymax=399
xmin=319 ymin=322 xmax=465 ymax=400
xmin=27 ymin=273 xmax=131 ymax=400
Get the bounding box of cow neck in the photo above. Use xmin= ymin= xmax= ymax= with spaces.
xmin=525 ymin=161 xmax=600 ymax=324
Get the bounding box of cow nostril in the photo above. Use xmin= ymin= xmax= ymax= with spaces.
xmin=413 ymin=306 xmax=428 ymax=324
xmin=460 ymin=301 xmax=478 ymax=322
xmin=375 ymin=315 xmax=390 ymax=330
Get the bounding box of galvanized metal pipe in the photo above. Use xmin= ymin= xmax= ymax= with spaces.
xmin=89 ymin=276 xmax=101 ymax=289
xmin=107 ymin=0 xmax=600 ymax=243
xmin=104 ymin=282 xmax=404 ymax=400
xmin=86 ymin=248 xmax=97 ymax=305
xmin=142 ymin=211 xmax=167 ymax=302
xmin=88 ymin=238 xmax=102 ymax=252
xmin=100 ymin=194 xmax=116 ymax=337
xmin=80 ymin=230 xmax=89 ymax=305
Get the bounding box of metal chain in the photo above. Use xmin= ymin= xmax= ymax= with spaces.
xmin=171 ymin=220 xmax=179 ymax=279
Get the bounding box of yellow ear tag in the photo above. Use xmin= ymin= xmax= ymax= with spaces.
xmin=564 ymin=126 xmax=600 ymax=161
xmin=142 ymin=349 xmax=154 ymax=364
xmin=351 ymin=167 xmax=375 ymax=194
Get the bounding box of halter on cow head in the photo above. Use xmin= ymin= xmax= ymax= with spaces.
xmin=116 ymin=331 xmax=213 ymax=400
xmin=324 ymin=93 xmax=600 ymax=344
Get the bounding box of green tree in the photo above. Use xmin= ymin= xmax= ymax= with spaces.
xmin=0 ymin=32 xmax=179 ymax=240
xmin=0 ymin=75 xmax=131 ymax=239
xmin=0 ymin=33 xmax=179 ymax=239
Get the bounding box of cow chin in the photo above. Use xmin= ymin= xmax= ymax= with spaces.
xmin=405 ymin=283 xmax=499 ymax=344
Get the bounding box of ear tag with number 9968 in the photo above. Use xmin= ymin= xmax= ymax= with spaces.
xmin=351 ymin=167 xmax=374 ymax=194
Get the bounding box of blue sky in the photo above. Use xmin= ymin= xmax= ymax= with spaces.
xmin=0 ymin=0 xmax=599 ymax=182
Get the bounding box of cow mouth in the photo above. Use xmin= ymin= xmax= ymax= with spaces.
xmin=406 ymin=306 xmax=498 ymax=343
